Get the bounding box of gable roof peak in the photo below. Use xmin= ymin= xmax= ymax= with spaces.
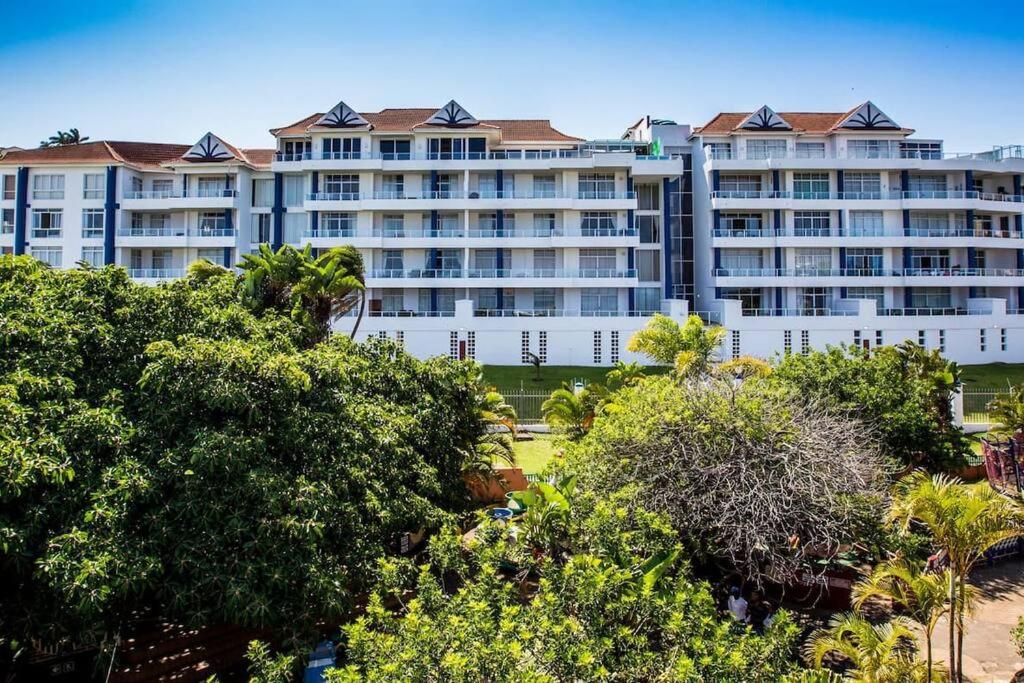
xmin=424 ymin=100 xmax=478 ymax=127
xmin=836 ymin=101 xmax=899 ymax=130
xmin=314 ymin=100 xmax=370 ymax=128
xmin=182 ymin=132 xmax=240 ymax=163
xmin=737 ymin=105 xmax=792 ymax=131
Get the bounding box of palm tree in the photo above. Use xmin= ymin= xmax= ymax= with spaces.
xmin=804 ymin=613 xmax=933 ymax=682
xmin=292 ymin=247 xmax=365 ymax=345
xmin=541 ymin=382 xmax=604 ymax=440
xmin=461 ymin=385 xmax=518 ymax=482
xmin=987 ymin=384 xmax=1024 ymax=438
xmin=852 ymin=558 xmax=960 ymax=682
xmin=39 ymin=128 xmax=89 ymax=148
xmin=888 ymin=472 xmax=1024 ymax=681
xmin=238 ymin=243 xmax=308 ymax=312
xmin=626 ymin=313 xmax=725 ymax=378
xmin=604 ymin=360 xmax=646 ymax=391
xmin=186 ymin=257 xmax=229 ymax=282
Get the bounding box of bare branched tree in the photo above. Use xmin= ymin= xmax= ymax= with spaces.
xmin=573 ymin=377 xmax=888 ymax=582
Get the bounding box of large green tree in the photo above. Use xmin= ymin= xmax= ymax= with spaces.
xmin=0 ymin=256 xmax=484 ymax=650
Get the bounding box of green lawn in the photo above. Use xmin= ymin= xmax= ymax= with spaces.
xmin=511 ymin=435 xmax=560 ymax=474
xmin=482 ymin=365 xmax=668 ymax=391
xmin=960 ymin=363 xmax=1024 ymax=389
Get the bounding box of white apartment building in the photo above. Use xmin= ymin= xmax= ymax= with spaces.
xmin=1 ymin=99 xmax=1022 ymax=365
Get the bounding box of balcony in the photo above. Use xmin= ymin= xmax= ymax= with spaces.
xmin=714 ymin=267 xmax=1024 ymax=280
xmin=121 ymin=189 xmax=238 ymax=210
xmin=128 ymin=268 xmax=184 ymax=280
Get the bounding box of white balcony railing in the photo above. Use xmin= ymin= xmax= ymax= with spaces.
xmin=714 ymin=267 xmax=1024 ymax=277
xmin=128 ymin=268 xmax=184 ymax=279
xmin=368 ymin=268 xmax=637 ymax=279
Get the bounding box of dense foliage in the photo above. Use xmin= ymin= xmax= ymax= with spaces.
xmin=0 ymin=256 xmax=483 ymax=647
xmin=562 ymin=375 xmax=888 ymax=579
xmin=768 ymin=343 xmax=969 ymax=470
xmin=330 ymin=494 xmax=800 ymax=682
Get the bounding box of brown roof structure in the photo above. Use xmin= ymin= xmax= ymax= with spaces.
xmin=0 ymin=141 xmax=190 ymax=169
xmin=693 ymin=105 xmax=914 ymax=136
xmin=270 ymin=108 xmax=582 ymax=142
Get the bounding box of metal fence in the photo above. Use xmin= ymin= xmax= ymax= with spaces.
xmin=962 ymin=387 xmax=1006 ymax=424
xmin=499 ymin=389 xmax=550 ymax=424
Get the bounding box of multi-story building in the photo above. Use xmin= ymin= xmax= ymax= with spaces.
xmin=691 ymin=102 xmax=1024 ymax=364
xmin=2 ymin=99 xmax=1022 ymax=365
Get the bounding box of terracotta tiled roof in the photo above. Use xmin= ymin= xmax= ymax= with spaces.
xmin=0 ymin=141 xmax=190 ymax=168
xmin=270 ymin=108 xmax=582 ymax=142
xmin=693 ymin=108 xmax=913 ymax=136
xmin=241 ymin=148 xmax=275 ymax=168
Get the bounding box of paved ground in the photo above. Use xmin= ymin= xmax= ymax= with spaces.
xmin=920 ymin=559 xmax=1024 ymax=682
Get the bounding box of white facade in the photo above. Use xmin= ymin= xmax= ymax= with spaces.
xmin=2 ymin=101 xmax=1023 ymax=366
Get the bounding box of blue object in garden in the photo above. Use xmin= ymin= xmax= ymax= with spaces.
xmin=487 ymin=507 xmax=514 ymax=521
xmin=303 ymin=640 xmax=335 ymax=683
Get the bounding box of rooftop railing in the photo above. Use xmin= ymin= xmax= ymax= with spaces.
xmin=715 ymin=267 xmax=1024 ymax=277
xmin=275 ymin=149 xmax=677 ymax=162
xmin=712 ymin=226 xmax=1022 ymax=238
xmin=306 ymin=191 xmax=636 ymax=201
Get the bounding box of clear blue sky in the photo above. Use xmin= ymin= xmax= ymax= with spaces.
xmin=2 ymin=0 xmax=1021 ymax=153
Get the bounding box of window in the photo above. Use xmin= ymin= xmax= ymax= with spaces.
xmin=251 ymin=214 xmax=271 ymax=243
xmin=2 ymin=175 xmax=14 ymax=201
xmin=910 ymin=288 xmax=952 ymax=310
xmin=283 ymin=175 xmax=305 ymax=206
xmin=80 ymin=246 xmax=104 ymax=268
xmin=477 ymin=174 xmax=497 ymax=198
xmin=579 ymin=248 xmax=617 ymax=274
xmin=939 ymin=329 xmax=946 ymax=353
xmin=918 ymin=330 xmax=926 ymax=347
xmin=578 ymin=173 xmax=615 ymax=199
xmin=437 ymin=213 xmax=460 ymax=236
xmin=379 ymin=139 xmax=412 ymax=161
xmin=382 ymin=290 xmax=404 ymax=312
xmin=636 ymin=184 xmax=658 ymax=210
xmin=533 ymin=175 xmax=557 ymax=199
xmin=151 ymin=249 xmax=172 ymax=270
xmin=379 ymin=214 xmax=403 ymax=237
xmin=795 ymin=142 xmax=826 ymax=159
xmin=746 ymin=139 xmax=787 ymax=160
xmin=705 ymin=142 xmax=732 ymax=159
xmin=720 ymin=175 xmax=762 ymax=194
xmin=583 ymin=290 xmax=618 ymax=316
xmin=197 ymin=212 xmax=226 ymax=234
xmin=793 ymin=173 xmax=830 ymax=199
xmin=801 ymin=330 xmax=811 ymax=353
xmin=477 ymin=213 xmax=498 ymax=236
xmin=844 ymin=248 xmax=883 ymax=274
xmin=323 ymin=174 xmax=359 ymax=199
xmin=909 ymin=249 xmax=951 ymax=271
xmin=907 ymin=174 xmax=947 ymax=193
xmin=783 ymin=330 xmax=793 ymax=353
xmin=799 ymin=288 xmax=829 ymax=314
xmin=419 ymin=288 xmax=457 ymax=313
xmin=533 ymin=249 xmax=557 ymax=274
xmin=900 ymin=141 xmax=943 ymax=160
xmin=473 ymin=249 xmax=505 ymax=273
xmin=849 ymin=211 xmax=884 ymax=236
xmin=638 ymin=215 xmax=660 ymax=243
xmin=31 ymin=247 xmax=62 ymax=267
xmin=82 ymin=209 xmax=104 ymax=238
xmin=635 ymin=287 xmax=660 ymax=314
xmin=437 ymin=249 xmax=461 ymax=272
xmin=533 ymin=213 xmax=556 ymax=236
xmin=322 ymin=212 xmax=355 ymax=236
xmin=382 ymin=250 xmax=403 ymax=272
xmin=476 ymin=288 xmax=514 ymax=311
xmin=721 ymin=248 xmax=764 ymax=271
xmin=637 ymin=250 xmax=660 ymax=281
xmin=853 ymin=329 xmax=862 ymax=347
xmin=721 ymin=287 xmax=763 ymax=313
xmin=720 ymin=213 xmax=762 ymax=235
xmin=253 ymin=179 xmax=274 ymax=207
xmin=31 ymin=209 xmax=63 ymax=238
xmin=197 ymin=177 xmax=228 ymax=197
xmin=793 ymin=248 xmax=831 ymax=274
xmin=793 ymin=211 xmax=830 ymax=236
xmin=534 ymin=288 xmax=556 ymax=312
xmin=281 ymin=139 xmax=311 ymax=159
xmin=843 ymin=172 xmax=882 ymax=199
xmin=847 ymin=139 xmax=897 ymax=159
xmin=731 ymin=330 xmax=741 ymax=358
xmin=1 ymin=209 xmax=14 ymax=234
xmin=131 ymin=176 xmax=143 ymax=194
xmin=197 ymin=248 xmax=222 ymax=265
xmin=152 ymin=179 xmax=173 ymax=196
xmin=83 ymin=173 xmax=104 ymax=199
xmin=1001 ymin=328 xmax=1008 ymax=352
xmin=875 ymin=330 xmax=883 ymax=347
xmin=322 ymin=137 xmax=361 ymax=160
xmin=846 ymin=287 xmax=885 ymax=308
xmin=381 ymin=175 xmax=404 ymax=198
xmin=909 ymin=213 xmax=951 ymax=236
xmin=32 ymin=174 xmax=65 ymax=199
xmin=427 ymin=138 xmax=465 ymax=160
xmin=581 ymin=211 xmax=617 ymax=236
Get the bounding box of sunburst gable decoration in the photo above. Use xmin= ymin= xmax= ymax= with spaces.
xmin=425 ymin=100 xmax=478 ymax=127
xmin=184 ymin=133 xmax=234 ymax=162
xmin=838 ymin=102 xmax=899 ymax=130
xmin=315 ymin=100 xmax=369 ymax=128
xmin=738 ymin=105 xmax=792 ymax=131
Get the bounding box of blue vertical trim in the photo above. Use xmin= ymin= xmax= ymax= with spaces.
xmin=711 ymin=170 xmax=720 ymax=193
xmin=428 ymin=248 xmax=438 ymax=270
xmin=430 ymin=170 xmax=439 ymax=193
xmin=964 ymin=170 xmax=974 ymax=193
xmin=836 ymin=210 xmax=843 ymax=236
xmin=627 ymin=175 xmax=634 ymax=235
xmin=902 ymin=248 xmax=912 ymax=271
xmin=496 ymin=247 xmax=504 ymax=272
xmin=714 ymin=287 xmax=722 ymax=299
xmin=272 ymin=173 xmax=284 ymax=249
xmin=628 ymin=288 xmax=636 ymax=313
xmin=309 ymin=172 xmax=319 ymax=235
xmin=430 ymin=210 xmax=439 ymax=237
xmin=967 ymin=246 xmax=977 ymax=269
xmin=774 ymin=246 xmax=783 ymax=269
xmin=774 ymin=287 xmax=783 ymax=313
xmin=966 ymin=209 xmax=975 ymax=235
xmin=900 ymin=169 xmax=909 ymax=192
xmin=771 ymin=170 xmax=780 ymax=193
xmin=713 ymin=209 xmax=721 ymax=232
xmin=773 ymin=209 xmax=782 ymax=234
xmin=223 ymin=208 xmax=233 ymax=233
xmin=311 ymin=171 xmax=319 ymax=194
xmin=1014 ymin=174 xmax=1022 ymax=197
xmin=222 ymin=247 xmax=232 ymax=268
xmin=495 ymin=169 xmax=504 ymax=199
xmin=713 ymin=248 xmax=721 ymax=270
xmin=496 ymin=210 xmax=504 ymax=237
xmin=902 ymin=209 xmax=911 ymax=236
xmin=13 ymin=167 xmax=28 ymax=256
xmin=840 ymin=286 xmax=848 ymax=298
xmin=839 ymin=247 xmax=847 ymax=271
xmin=310 ymin=211 xmax=318 ymax=235
xmin=836 ymin=170 xmax=844 ymax=195
xmin=181 ymin=174 xmax=188 ymax=197
xmin=904 ymin=287 xmax=913 ymax=308
xmin=429 ymin=288 xmax=438 ymax=313
xmin=103 ymin=166 xmax=117 ymax=265
xmin=661 ymin=177 xmax=673 ymax=298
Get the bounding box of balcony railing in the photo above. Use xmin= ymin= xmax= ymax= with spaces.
xmin=739 ymin=308 xmax=859 ymax=317
xmin=370 ymin=269 xmax=465 ymax=278
xmin=276 ymin=149 xmax=674 ymax=162
xmin=306 ymin=190 xmax=635 ymax=201
xmin=713 ymin=226 xmax=1022 ymax=239
xmin=363 ymin=310 xmax=456 ymax=318
xmin=705 ymin=145 xmax=947 ymax=161
xmin=715 ymin=267 xmax=1024 ymax=277
xmin=306 ymin=228 xmax=356 ymax=238
xmin=473 ymin=309 xmax=655 ymax=318
xmin=128 ymin=268 xmax=184 ymax=279
xmin=124 ymin=189 xmax=237 ymax=199
xmin=191 ymin=226 xmax=236 ymax=237
xmin=30 ymin=229 xmax=62 ymax=239
xmin=118 ymin=227 xmax=186 ymax=237
xmin=368 ymin=268 xmax=636 ymax=279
